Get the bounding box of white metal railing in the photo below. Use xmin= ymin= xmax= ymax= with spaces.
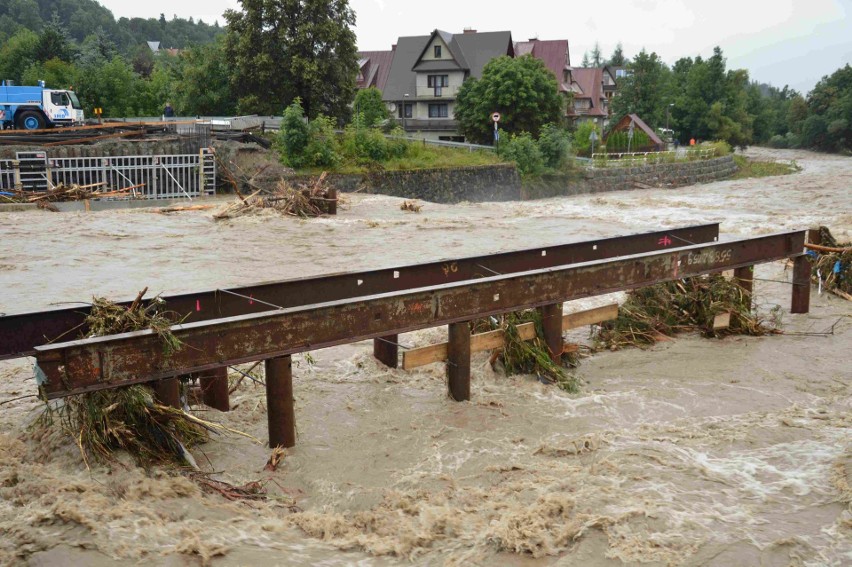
xmin=44 ymin=152 xmax=216 ymax=199
xmin=590 ymin=148 xmax=716 ymax=168
xmin=384 ymin=135 xmax=495 ymax=152
xmin=0 ymin=159 xmax=16 ymax=192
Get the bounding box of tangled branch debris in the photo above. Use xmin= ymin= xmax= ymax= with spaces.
xmin=0 ymin=182 xmax=144 ymax=204
xmin=596 ymin=275 xmax=777 ymax=350
xmin=36 ymin=288 xmax=218 ymax=467
xmin=400 ymin=200 xmax=423 ymax=213
xmin=809 ymin=226 xmax=851 ymax=299
xmin=213 ymin=172 xmax=337 ymax=220
xmin=475 ymin=311 xmax=581 ymax=393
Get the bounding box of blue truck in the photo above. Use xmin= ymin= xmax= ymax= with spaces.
xmin=0 ymin=80 xmax=85 ymax=130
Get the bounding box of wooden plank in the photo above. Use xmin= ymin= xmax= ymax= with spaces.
xmin=402 ymin=323 xmax=536 ymax=370
xmin=401 ymin=304 xmax=618 ymax=371
xmin=563 ymin=304 xmax=619 ymax=330
xmin=713 ymin=312 xmax=732 ymax=330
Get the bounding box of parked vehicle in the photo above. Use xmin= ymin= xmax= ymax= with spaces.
xmin=0 ymin=80 xmax=85 ymax=130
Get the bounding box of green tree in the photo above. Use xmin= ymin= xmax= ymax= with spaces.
xmin=171 ymin=39 xmax=235 ymax=116
xmin=537 ymin=124 xmax=572 ymax=169
xmin=590 ymin=42 xmax=603 ymax=67
xmin=75 ymin=55 xmax=139 ymax=116
xmin=610 ymin=49 xmax=669 ymax=128
xmin=455 ymin=55 xmax=563 ymax=144
xmin=224 ymin=0 xmax=359 ymax=121
xmin=0 ymin=29 xmax=40 ymax=83
xmin=581 ymin=52 xmax=591 ymax=68
xmin=279 ymin=99 xmax=311 ymax=168
xmin=608 ymin=42 xmax=626 ymax=66
xmin=353 ymin=87 xmax=390 ymax=127
xmin=35 ymin=14 xmax=75 ymax=63
xmin=22 ymin=57 xmax=78 ymax=90
xmin=573 ymin=121 xmax=601 ymax=156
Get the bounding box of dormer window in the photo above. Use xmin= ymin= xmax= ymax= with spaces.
xmin=434 ymin=45 xmax=442 ymax=58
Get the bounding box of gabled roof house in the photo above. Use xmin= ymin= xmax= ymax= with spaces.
xmin=381 ymin=29 xmax=514 ymax=141
xmin=357 ymin=50 xmax=394 ymax=92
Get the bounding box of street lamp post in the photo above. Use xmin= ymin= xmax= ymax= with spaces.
xmin=403 ymin=93 xmax=409 ymax=133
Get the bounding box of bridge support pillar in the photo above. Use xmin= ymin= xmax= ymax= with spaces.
xmin=373 ymin=335 xmax=399 ymax=368
xmin=152 ymin=378 xmax=181 ymax=409
xmin=447 ymin=321 xmax=471 ymax=401
xmin=791 ymin=255 xmax=811 ymax=314
xmin=199 ymin=367 xmax=230 ymax=412
xmin=540 ymin=303 xmax=564 ymax=363
xmin=266 ymin=356 xmax=296 ymax=449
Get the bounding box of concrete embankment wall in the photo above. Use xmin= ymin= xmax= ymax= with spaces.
xmin=301 ymin=156 xmax=738 ymax=203
xmin=523 ymin=156 xmax=738 ymax=199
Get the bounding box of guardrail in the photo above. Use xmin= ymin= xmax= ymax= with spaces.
xmin=590 ymin=148 xmax=717 ymax=168
xmin=385 ymin=135 xmax=495 ymax=152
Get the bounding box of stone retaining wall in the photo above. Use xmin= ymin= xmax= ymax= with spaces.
xmin=523 ymin=155 xmax=738 ymax=199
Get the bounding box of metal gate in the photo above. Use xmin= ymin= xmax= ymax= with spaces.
xmin=0 ymin=150 xmax=215 ymax=199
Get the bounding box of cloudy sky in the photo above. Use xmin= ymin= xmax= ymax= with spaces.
xmin=99 ymin=0 xmax=851 ymax=93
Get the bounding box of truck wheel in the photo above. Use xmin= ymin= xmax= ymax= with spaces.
xmin=16 ymin=110 xmax=46 ymax=130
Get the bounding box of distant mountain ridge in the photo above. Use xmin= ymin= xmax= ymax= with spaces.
xmin=0 ymin=0 xmax=222 ymax=52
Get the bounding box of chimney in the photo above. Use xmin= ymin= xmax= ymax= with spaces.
xmin=392 ymin=44 xmax=397 ymax=51
xmin=529 ymin=37 xmax=538 ymax=42
xmin=463 ymin=28 xmax=477 ymax=34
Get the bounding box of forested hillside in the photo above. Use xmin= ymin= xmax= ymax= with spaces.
xmin=0 ymin=0 xmax=221 ymax=52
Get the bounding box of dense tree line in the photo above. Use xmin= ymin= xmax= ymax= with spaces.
xmin=0 ymin=0 xmax=222 ymax=52
xmin=610 ymin=46 xmax=852 ymax=152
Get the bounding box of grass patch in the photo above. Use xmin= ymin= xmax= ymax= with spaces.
xmin=731 ymin=155 xmax=801 ymax=179
xmin=298 ymin=143 xmax=503 ymax=175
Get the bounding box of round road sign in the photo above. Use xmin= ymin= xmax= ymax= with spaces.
xmin=491 ymin=112 xmax=501 ymax=123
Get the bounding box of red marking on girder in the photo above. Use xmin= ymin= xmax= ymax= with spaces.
xmin=658 ymin=236 xmax=673 ymax=247
xmin=250 ymin=294 xmax=254 ymax=305
xmin=196 ymin=300 xmax=201 ymax=312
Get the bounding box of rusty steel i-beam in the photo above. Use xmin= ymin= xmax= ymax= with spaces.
xmin=0 ymin=224 xmax=720 ymax=360
xmin=33 ymin=231 xmax=807 ymax=401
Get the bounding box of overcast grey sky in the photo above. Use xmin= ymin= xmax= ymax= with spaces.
xmin=99 ymin=0 xmax=851 ymax=93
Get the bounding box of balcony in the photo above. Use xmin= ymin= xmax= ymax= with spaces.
xmin=415 ymin=85 xmax=460 ymax=99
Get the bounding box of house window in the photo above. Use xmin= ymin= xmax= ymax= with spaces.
xmin=434 ymin=45 xmax=442 ymax=58
xmin=428 ymin=75 xmax=448 ymax=96
xmin=428 ymin=103 xmax=448 ymax=118
xmin=616 ymin=69 xmax=628 ymax=78
xmin=397 ymin=103 xmax=413 ymax=118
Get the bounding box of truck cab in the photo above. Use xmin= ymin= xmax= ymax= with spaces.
xmin=0 ymin=80 xmax=85 ymax=130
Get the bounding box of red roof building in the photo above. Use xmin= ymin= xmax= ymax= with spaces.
xmin=356 ymin=50 xmax=395 ymax=92
xmin=567 ymin=67 xmax=617 ymax=126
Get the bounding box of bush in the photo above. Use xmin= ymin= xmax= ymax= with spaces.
xmin=278 ymin=99 xmax=340 ymax=168
xmin=538 ymin=124 xmax=572 ymax=169
xmin=353 ymin=87 xmax=390 ymax=128
xmin=304 ymin=115 xmax=340 ymax=168
xmin=497 ymin=131 xmax=545 ymax=176
xmin=279 ymin=99 xmax=310 ymax=168
xmin=572 ymin=121 xmax=601 ymax=157
xmin=768 ymin=134 xmax=788 ymax=149
xmin=342 ymin=125 xmax=406 ymax=163
xmin=785 ymin=132 xmax=801 ymax=149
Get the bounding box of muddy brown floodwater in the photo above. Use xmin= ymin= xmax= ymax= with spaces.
xmin=0 ymin=148 xmax=850 ymax=566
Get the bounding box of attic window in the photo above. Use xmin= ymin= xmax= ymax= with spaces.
xmin=434 ymin=45 xmax=442 ymax=58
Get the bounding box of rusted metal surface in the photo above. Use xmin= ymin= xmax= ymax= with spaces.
xmin=266 ymin=356 xmax=296 ymax=448
xmin=1 ymin=224 xmax=719 ymax=360
xmin=33 ymin=231 xmax=805 ymax=400
xmin=153 ymin=378 xmax=181 ymax=409
xmin=199 ymin=367 xmax=230 ymax=412
xmin=447 ymin=321 xmax=471 ymax=402
xmin=540 ymin=303 xmax=564 ymax=363
xmin=791 ymin=255 xmax=811 ymax=314
xmin=373 ymin=335 xmax=399 ymax=369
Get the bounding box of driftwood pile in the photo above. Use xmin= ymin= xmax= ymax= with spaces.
xmin=213 ymin=172 xmax=337 ymax=220
xmin=1 ymin=181 xmax=145 ymax=210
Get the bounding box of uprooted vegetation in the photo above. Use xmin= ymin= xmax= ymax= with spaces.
xmin=595 ymin=275 xmax=778 ymax=350
xmin=35 ymin=289 xmax=223 ymax=468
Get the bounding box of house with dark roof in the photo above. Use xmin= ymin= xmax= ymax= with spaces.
xmin=605 ymin=114 xmax=665 ymax=151
xmin=381 ymin=29 xmax=514 ymax=141
xmin=567 ymin=67 xmax=617 ymax=127
xmin=357 ymin=50 xmax=394 ymax=92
